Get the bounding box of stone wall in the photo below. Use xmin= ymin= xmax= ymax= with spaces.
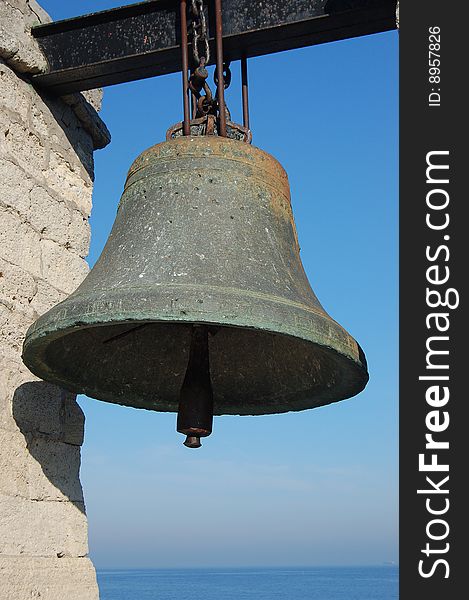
xmin=0 ymin=2 xmax=109 ymax=598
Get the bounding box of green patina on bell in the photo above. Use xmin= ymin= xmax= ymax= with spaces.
xmin=22 ymin=136 xmax=368 ymax=444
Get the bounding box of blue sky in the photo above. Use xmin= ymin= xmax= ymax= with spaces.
xmin=40 ymin=2 xmax=398 ymax=568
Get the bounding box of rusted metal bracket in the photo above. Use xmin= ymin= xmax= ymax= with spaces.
xmin=31 ymin=0 xmax=397 ymax=95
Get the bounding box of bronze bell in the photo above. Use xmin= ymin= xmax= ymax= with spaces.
xmin=22 ymin=136 xmax=368 ymax=447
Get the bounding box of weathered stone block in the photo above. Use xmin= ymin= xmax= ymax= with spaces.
xmin=0 ymin=360 xmax=85 ymax=446
xmin=0 ymin=427 xmax=29 ymax=499
xmin=68 ymin=209 xmax=90 ymax=257
xmin=0 ymin=0 xmax=49 ymax=73
xmin=0 ymin=492 xmax=89 ymax=557
xmin=1 ymin=120 xmax=48 ymax=176
xmin=0 ymin=426 xmax=84 ymax=502
xmin=1 ymin=2 xmax=104 ymax=597
xmin=0 ymin=208 xmax=42 ymax=276
xmin=29 ymin=277 xmax=68 ymax=315
xmin=29 ymin=185 xmax=72 ymax=242
xmin=0 ymin=59 xmax=31 ymax=120
xmin=0 ymin=298 xmax=37 ymax=352
xmin=40 ymin=238 xmax=89 ymax=294
xmin=45 ymin=150 xmax=93 ymax=216
xmin=0 ymin=556 xmax=99 ymax=600
xmin=30 ymin=98 xmax=52 ymax=137
xmin=24 ymin=433 xmax=85 ymax=502
xmin=0 ymin=156 xmax=32 ymax=214
xmin=0 ymin=256 xmax=37 ymax=306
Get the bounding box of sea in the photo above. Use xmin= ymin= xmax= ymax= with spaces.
xmin=97 ymin=566 xmax=398 ymax=600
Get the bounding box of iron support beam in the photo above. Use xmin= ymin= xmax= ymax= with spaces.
xmin=32 ymin=0 xmax=396 ymax=95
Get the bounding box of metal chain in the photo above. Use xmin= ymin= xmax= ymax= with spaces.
xmin=214 ymin=61 xmax=232 ymax=121
xmin=186 ymin=1 xmax=232 ymax=127
xmin=189 ymin=0 xmax=215 ymax=119
xmin=191 ymin=0 xmax=209 ymax=66
xmin=214 ymin=61 xmax=231 ymax=90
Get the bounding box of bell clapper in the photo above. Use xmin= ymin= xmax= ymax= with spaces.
xmin=184 ymin=435 xmax=202 ymax=449
xmin=177 ymin=325 xmax=214 ymax=448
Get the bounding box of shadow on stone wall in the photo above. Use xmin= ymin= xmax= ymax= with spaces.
xmin=41 ymin=87 xmax=111 ymax=178
xmin=12 ymin=381 xmax=86 ymax=513
xmin=39 ymin=90 xmax=97 ymax=182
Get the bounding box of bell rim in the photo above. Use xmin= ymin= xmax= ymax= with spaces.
xmin=22 ymin=293 xmax=368 ymax=416
xmin=23 ymin=282 xmax=365 ymax=365
xmin=22 ymin=320 xmax=368 ymax=416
